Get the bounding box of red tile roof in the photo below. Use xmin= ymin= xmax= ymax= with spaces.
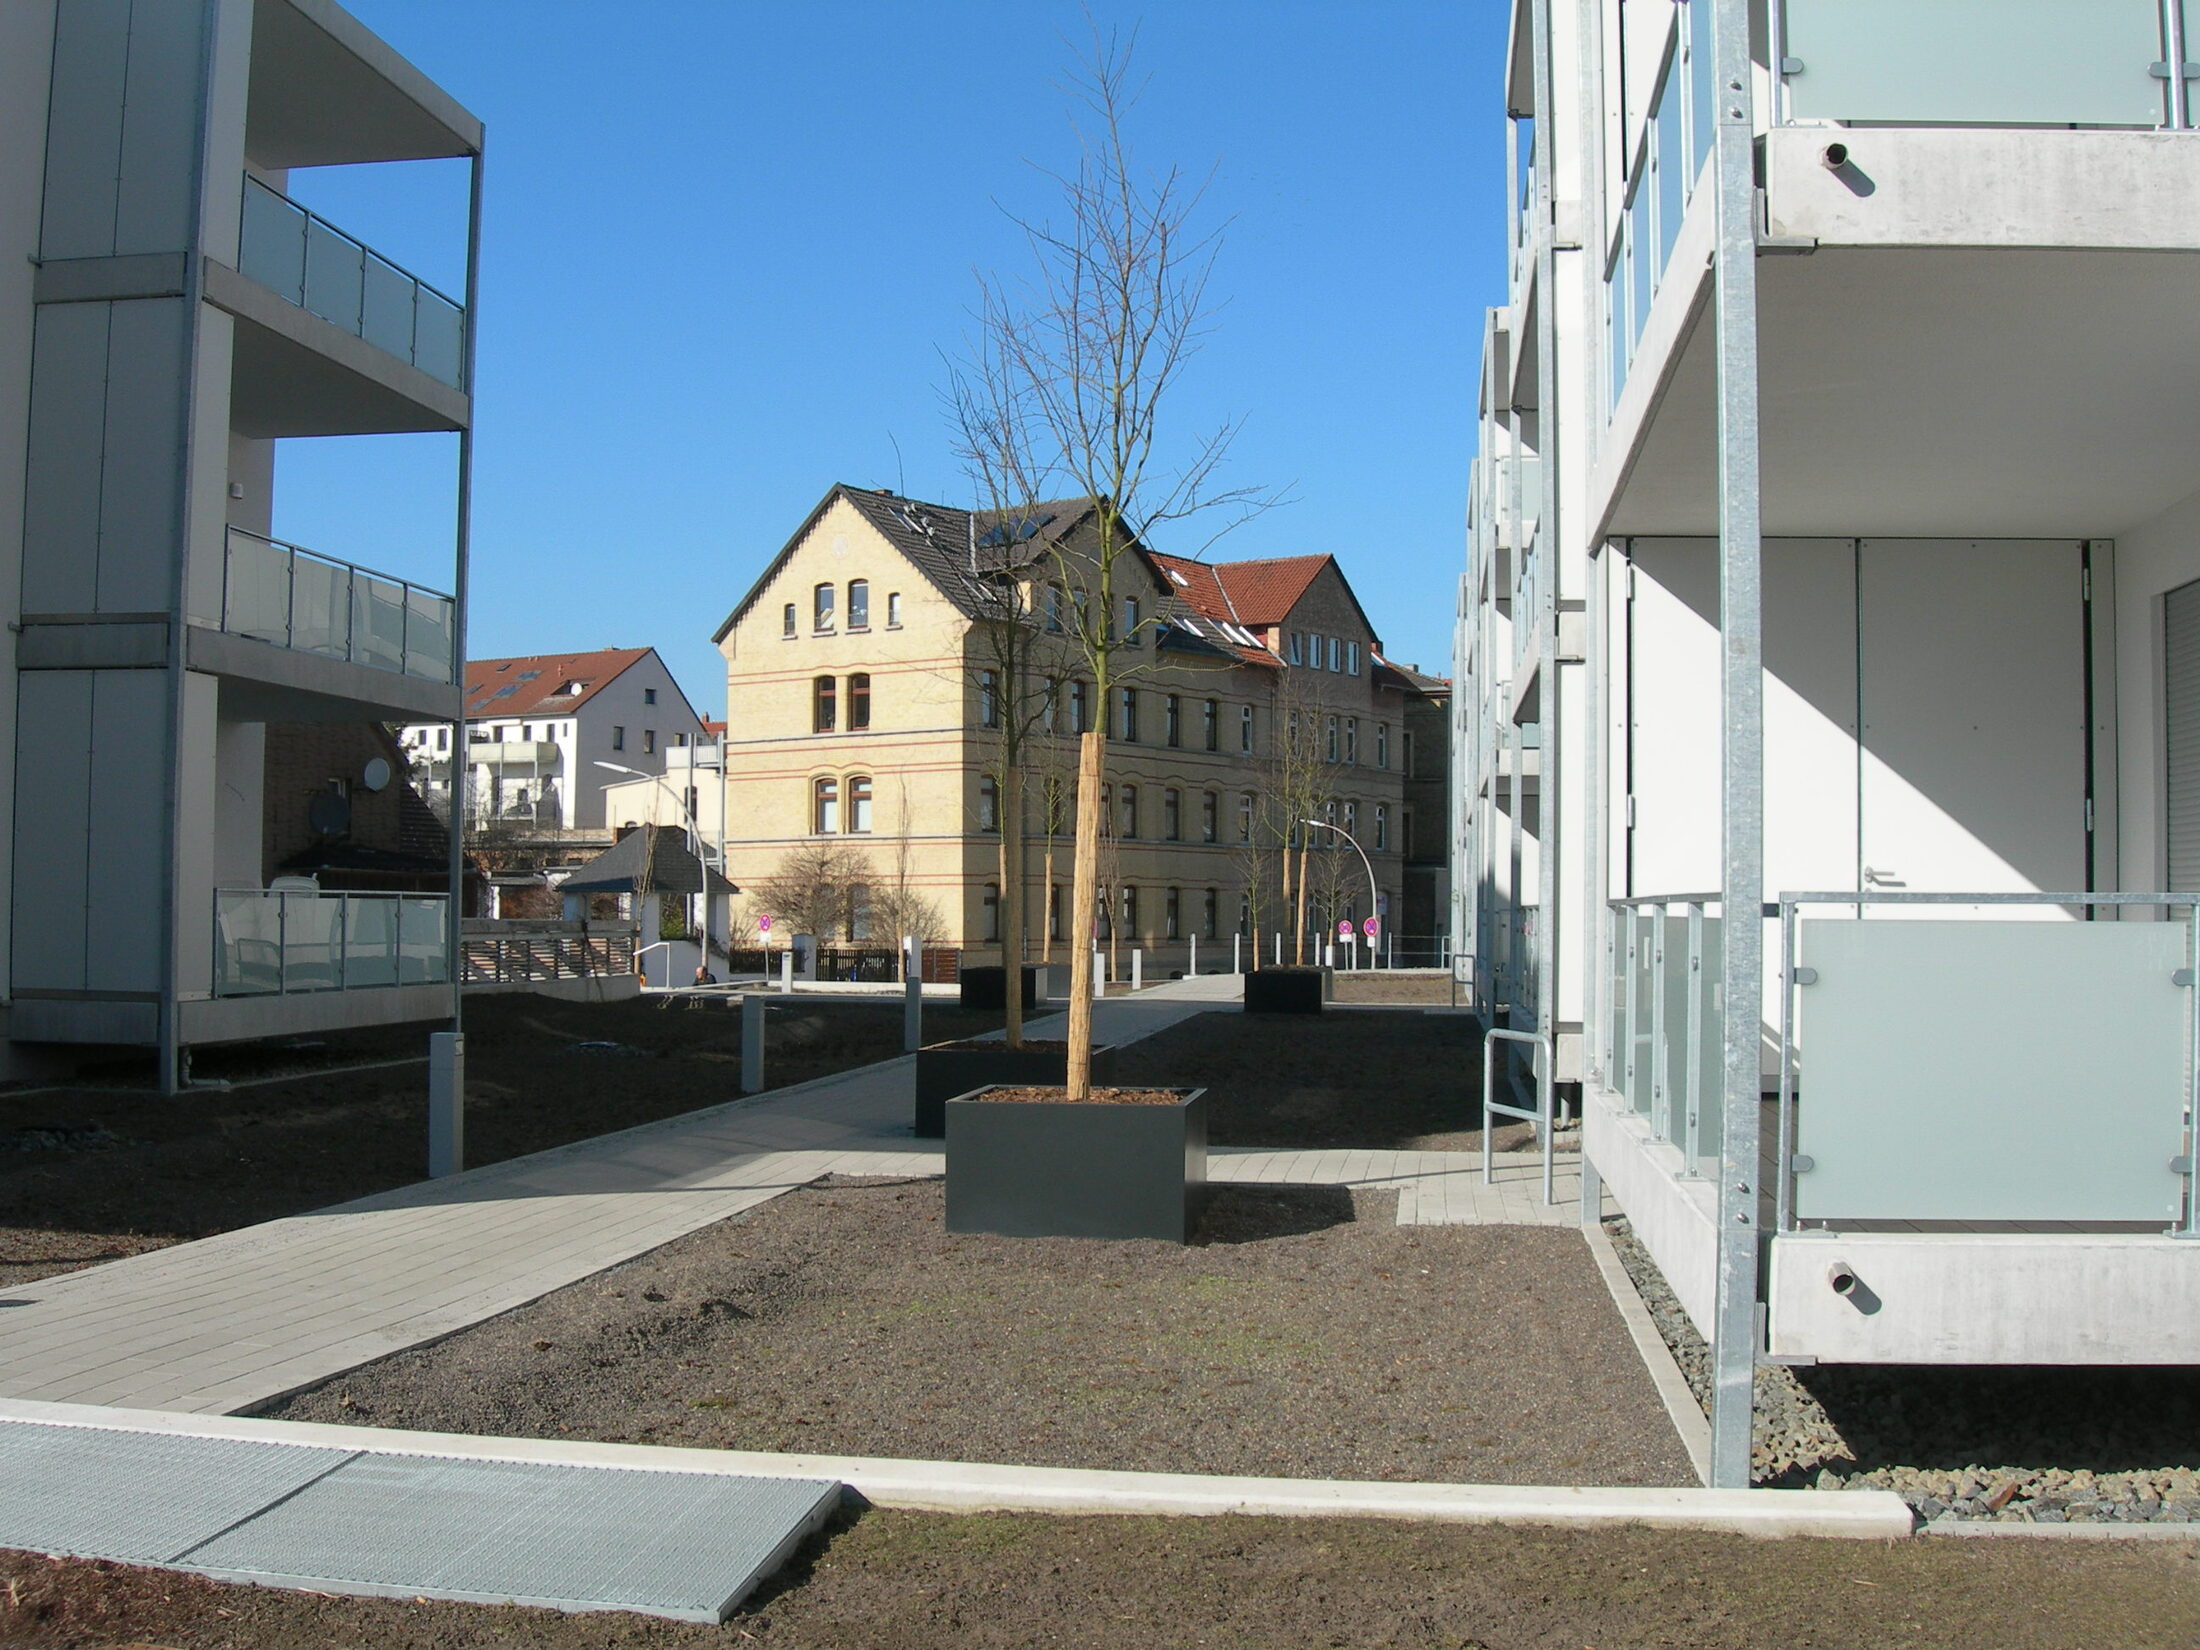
xmin=1208 ymin=556 xmax=1334 ymax=625
xmin=1144 ymin=552 xmax=1278 ymax=666
xmin=462 ymin=648 xmax=652 ymax=719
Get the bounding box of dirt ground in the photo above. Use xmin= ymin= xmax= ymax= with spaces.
xmin=271 ymin=1178 xmax=1688 ymax=1487
xmin=0 ymin=992 xmax=996 ymax=1288
xmin=5 ymin=1517 xmax=2194 ymax=1650
xmin=1329 ymin=970 xmax=1461 ymax=1006
xmin=1109 ymin=1005 xmax=1516 ymax=1151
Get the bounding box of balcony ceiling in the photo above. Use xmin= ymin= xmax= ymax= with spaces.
xmin=248 ymin=0 xmax=481 ymax=168
xmin=1610 ymin=246 xmax=2200 ymax=540
xmin=229 ymin=312 xmax=460 ymax=438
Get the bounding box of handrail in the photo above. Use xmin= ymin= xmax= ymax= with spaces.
xmin=220 ymin=525 xmax=456 ymax=683
xmin=1482 ymin=1027 xmax=1557 ymax=1206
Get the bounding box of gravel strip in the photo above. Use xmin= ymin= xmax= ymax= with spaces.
xmin=1604 ymin=1218 xmax=2200 ymax=1523
xmin=269 ymin=1177 xmax=1693 ymax=1489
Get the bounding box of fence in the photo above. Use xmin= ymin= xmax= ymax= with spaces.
xmin=460 ymin=928 xmax=636 ymax=984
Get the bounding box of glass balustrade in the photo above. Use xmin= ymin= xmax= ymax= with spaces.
xmin=214 ymin=890 xmax=451 ymax=997
xmin=238 ymin=176 xmax=467 ymax=388
xmin=221 ymin=526 xmax=456 ymax=683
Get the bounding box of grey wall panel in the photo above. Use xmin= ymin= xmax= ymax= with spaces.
xmin=172 ymin=671 xmax=217 ymax=995
xmin=96 ymin=298 xmax=190 ymax=614
xmin=183 ymin=307 xmax=233 ymax=626
xmin=112 ymin=0 xmax=209 ymax=256
xmin=86 ymin=670 xmax=168 ymax=992
xmin=2164 ymin=577 xmax=2200 ymax=889
xmin=12 ymin=673 xmax=95 ymax=992
xmin=39 ymin=0 xmax=132 ymax=260
xmin=21 ymin=304 xmax=111 ymax=615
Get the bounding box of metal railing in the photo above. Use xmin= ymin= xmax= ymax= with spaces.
xmin=460 ymin=929 xmax=636 ymax=984
xmin=214 ymin=890 xmax=450 ymax=996
xmin=238 ymin=175 xmax=467 ymax=388
xmin=221 ymin=526 xmax=456 ymax=683
xmin=1483 ymin=1027 xmax=1557 ymax=1206
xmin=1606 ymin=894 xmax=1728 ymax=1177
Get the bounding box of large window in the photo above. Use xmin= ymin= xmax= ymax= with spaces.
xmin=1203 ymin=698 xmax=1219 ymax=751
xmin=1165 ymin=694 xmax=1181 ymax=747
xmin=1237 ymin=793 xmax=1253 ymax=843
xmin=978 ymin=775 xmax=1000 ymax=832
xmin=848 ymin=579 xmax=869 ymax=628
xmin=1374 ymin=804 xmax=1388 ymax=851
xmin=849 ymin=672 xmax=871 ymax=730
xmin=1118 ymin=784 xmax=1138 ymax=838
xmin=1049 ymin=883 xmax=1064 ymax=942
xmin=1069 ymin=680 xmax=1090 ymax=733
xmin=1239 ymin=704 xmax=1254 ymax=754
xmin=1115 ymin=687 xmax=1138 ymax=742
xmin=782 ymin=603 xmax=797 ymax=639
xmin=814 ymin=776 xmax=839 ymax=834
xmin=1346 ymin=641 xmax=1361 ymax=676
xmin=1202 ymin=887 xmax=1218 ymax=940
xmin=848 ymin=884 xmax=872 ymax=940
xmin=1345 ymin=718 xmax=1358 ymax=765
xmin=1377 ymin=722 xmax=1389 ymax=769
xmin=1328 ymin=637 xmax=1341 ymax=671
xmin=813 ymin=582 xmax=834 ymax=631
xmin=813 ymin=675 xmax=837 ymax=732
xmin=983 ymin=883 xmax=1000 ymax=942
xmin=612 ymin=726 xmax=625 ymax=751
xmin=1121 ymin=596 xmax=1141 ymax=646
xmin=848 ymin=775 xmax=872 ymax=833
xmin=1325 ymin=716 xmax=1338 ymax=762
xmin=1289 ymin=632 xmax=1304 ymax=665
xmin=1201 ymin=791 xmax=1218 ymax=843
xmin=978 ymin=670 xmax=1000 ymax=728
xmin=1120 ymin=885 xmax=1138 ymax=938
xmin=1165 ymin=887 xmax=1181 ymax=941
xmin=1163 ymin=788 xmax=1181 ymax=840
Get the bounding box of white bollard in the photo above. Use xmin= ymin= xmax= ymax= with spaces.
xmin=903 ymin=936 xmax=922 ymax=1052
xmin=742 ymin=993 xmax=766 ymax=1093
xmin=779 ymin=949 xmax=792 ymax=994
xmin=1189 ymin=934 xmax=1199 ymax=976
xmin=1092 ymin=950 xmax=1105 ymax=1000
xmin=1131 ymin=948 xmax=1143 ymax=991
xmin=1232 ymin=933 xmax=1241 ymax=974
xmin=1324 ymin=942 xmax=1336 ymax=968
xmin=428 ymin=1031 xmax=463 ymax=1178
xmin=1274 ymin=933 xmax=1282 ymax=966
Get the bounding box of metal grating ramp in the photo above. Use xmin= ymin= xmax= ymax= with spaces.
xmin=0 ymin=1422 xmax=840 ymax=1624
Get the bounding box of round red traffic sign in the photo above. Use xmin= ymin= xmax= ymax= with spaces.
xmin=1363 ymin=918 xmax=1379 ymax=937
xmin=758 ymin=914 xmax=773 ymax=932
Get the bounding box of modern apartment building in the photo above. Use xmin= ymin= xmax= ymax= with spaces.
xmin=712 ymin=484 xmax=1435 ymax=964
xmin=1 ymin=0 xmax=479 ymax=1086
xmin=396 ymin=647 xmax=706 ymax=832
xmin=1457 ymin=0 xmax=2200 ymax=1482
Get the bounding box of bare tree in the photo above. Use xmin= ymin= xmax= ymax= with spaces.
xmin=748 ymin=841 xmax=865 ymax=943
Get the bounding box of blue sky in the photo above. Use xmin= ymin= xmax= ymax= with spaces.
xmin=282 ymin=1 xmax=1507 ymax=714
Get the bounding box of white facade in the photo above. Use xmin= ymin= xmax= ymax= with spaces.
xmin=1458 ymin=0 xmax=2200 ymax=1480
xmin=2 ymin=0 xmax=479 ymax=1084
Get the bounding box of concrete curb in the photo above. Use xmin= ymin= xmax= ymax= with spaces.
xmin=0 ymin=1400 xmax=1913 ymax=1540
xmin=1581 ymin=1218 xmax=1713 ymax=1486
xmin=1921 ymin=1516 xmax=2200 ymax=1541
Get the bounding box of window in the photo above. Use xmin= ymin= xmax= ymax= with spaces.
xmin=849 ymin=672 xmax=871 ymax=730
xmin=983 ymin=883 xmax=1001 ymax=942
xmin=1201 ymin=791 xmax=1218 ymax=843
xmin=1045 ymin=584 xmax=1064 ymax=632
xmin=1165 ymin=695 xmax=1181 ymax=747
xmin=1163 ymin=788 xmax=1181 ymax=840
xmin=1237 ymin=793 xmax=1253 ymax=843
xmin=1307 ymin=633 xmax=1323 ymax=670
xmin=978 ymin=670 xmax=1000 ymax=728
xmin=1049 ymin=883 xmax=1064 ymax=942
xmin=782 ymin=603 xmax=797 ymax=639
xmin=1343 ymin=799 xmax=1358 ymax=838
xmin=1377 ymin=723 xmax=1390 ymax=769
xmin=848 ymin=884 xmax=872 ymax=941
xmin=978 ymin=775 xmax=1000 ymax=833
xmin=1165 ymin=887 xmax=1182 ymax=940
xmin=849 ymin=775 xmax=872 ymax=832
xmin=813 ymin=675 xmax=837 ymax=732
xmin=642 ymin=729 xmax=657 ymax=754
xmin=814 ymin=777 xmax=839 ymax=833
xmin=674 ymin=731 xmax=687 ymax=747
xmin=1345 ymin=718 xmax=1358 ymax=765
xmin=1202 ymin=888 xmax=1219 ymax=940
xmin=1118 ymin=784 xmax=1138 ymax=838
xmin=1069 ymin=680 xmax=1090 ymax=733
xmin=1328 ymin=637 xmax=1341 ymax=671
xmin=1239 ymin=704 xmax=1254 ymax=754
xmin=886 ymin=591 xmax=903 ymax=627
xmin=1374 ymin=804 xmax=1389 ymax=851
xmin=522 ymin=724 xmax=534 ymax=740
xmin=1203 ymin=698 xmax=1219 ymax=751
xmin=1121 ymin=596 xmax=1141 ymax=646
xmin=1041 ymin=676 xmax=1059 ymax=734
xmin=644 ymin=688 xmax=658 ymax=705
xmin=848 ymin=580 xmax=869 ymax=628
xmin=1115 ymin=687 xmax=1138 ymax=742
xmin=1326 ymin=716 xmax=1339 ymax=761
xmin=1288 ymin=632 xmax=1303 ymax=666
xmin=1238 ymin=892 xmax=1251 ymax=935
xmin=612 ymin=726 xmax=625 ymax=751
xmin=1347 ymin=641 xmax=1361 ymax=676
xmin=436 ymin=727 xmax=448 ymax=751
xmin=1095 ymin=888 xmax=1111 ymax=942
xmin=1120 ymin=885 xmax=1138 ymax=937
xmin=813 ymin=583 xmax=834 ymax=630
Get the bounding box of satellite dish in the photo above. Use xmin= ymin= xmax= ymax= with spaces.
xmin=361 ymin=756 xmax=393 ymax=793
xmin=308 ymin=792 xmax=352 ymax=836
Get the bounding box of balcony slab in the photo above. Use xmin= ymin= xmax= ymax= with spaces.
xmin=187 ymin=622 xmax=458 ymax=723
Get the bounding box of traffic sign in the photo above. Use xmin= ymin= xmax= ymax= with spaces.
xmin=1336 ymin=919 xmax=1352 ymax=938
xmin=1363 ymin=917 xmax=1379 ymax=938
xmin=758 ymin=914 xmax=773 ymax=933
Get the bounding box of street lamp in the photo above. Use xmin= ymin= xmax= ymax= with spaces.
xmin=1300 ymin=816 xmax=1381 ymax=964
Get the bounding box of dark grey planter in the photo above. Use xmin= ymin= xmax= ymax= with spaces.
xmin=912 ymin=1041 xmax=1117 ymax=1138
xmin=945 ymin=1085 xmax=1207 ymax=1243
xmin=1244 ymin=967 xmax=1328 ymax=1013
xmin=958 ymin=965 xmax=1042 ymax=1012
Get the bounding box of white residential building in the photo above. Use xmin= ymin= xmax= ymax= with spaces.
xmin=2 ymin=0 xmax=479 ymax=1087
xmin=397 ymin=647 xmax=705 ymax=831
xmin=1457 ymin=0 xmax=2200 ymax=1483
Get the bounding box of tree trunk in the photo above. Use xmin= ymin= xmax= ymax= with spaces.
xmin=1294 ymin=840 xmax=1311 ymax=965
xmin=1040 ymin=837 xmax=1056 ymax=965
xmin=1001 ymin=760 xmax=1025 ymax=1048
xmin=1065 ymin=731 xmax=1105 ymax=1100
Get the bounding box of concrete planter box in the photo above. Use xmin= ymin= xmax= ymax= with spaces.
xmin=912 ymin=1041 xmax=1117 ymax=1138
xmin=958 ymin=965 xmax=1043 ymax=1012
xmin=1243 ymin=967 xmax=1329 ymax=1013
xmin=944 ymin=1085 xmax=1207 ymax=1243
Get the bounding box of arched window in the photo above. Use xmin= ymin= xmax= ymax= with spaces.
xmin=1202 ymin=698 xmax=1219 ymax=750
xmin=1374 ymin=804 xmax=1388 ymax=851
xmin=1114 ymin=687 xmax=1138 ymax=742
xmin=1163 ymin=788 xmax=1181 ymax=840
xmin=782 ymin=602 xmax=797 ymax=638
xmin=886 ymin=591 xmax=903 ymax=627
xmin=849 ymin=672 xmax=871 ymax=730
xmin=1345 ymin=717 xmax=1359 ymax=764
xmin=813 ymin=675 xmax=836 ymax=732
xmin=1120 ymin=885 xmax=1138 ymax=936
xmin=1240 ymin=704 xmax=1254 ymax=753
xmin=848 ymin=775 xmax=873 ymax=833
xmin=1238 ymin=793 xmax=1254 ymax=843
xmin=848 ymin=579 xmax=870 ymax=628
xmin=1201 ymin=791 xmax=1218 ymax=843
xmin=813 ymin=777 xmax=839 ymax=834
xmin=1165 ymin=695 xmax=1181 ymax=746
xmin=813 ymin=583 xmax=835 ymax=630
xmin=1118 ymin=784 xmax=1138 ymax=838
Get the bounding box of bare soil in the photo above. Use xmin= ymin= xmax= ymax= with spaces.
xmin=1108 ymin=1005 xmax=1515 ymax=1151
xmin=0 ymin=993 xmax=997 ymax=1288
xmin=1329 ymin=970 xmax=1461 ymax=1005
xmin=981 ymin=1086 xmax=1186 ymax=1105
xmin=270 ymin=1178 xmax=1686 ymax=1487
xmin=5 ymin=1517 xmax=2194 ymax=1649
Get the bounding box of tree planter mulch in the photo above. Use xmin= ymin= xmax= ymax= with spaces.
xmin=1243 ymin=967 xmax=1329 ymax=1013
xmin=956 ymin=965 xmax=1043 ymax=1012
xmin=945 ymin=1085 xmax=1205 ymax=1243
xmin=911 ymin=1041 xmax=1117 ymax=1138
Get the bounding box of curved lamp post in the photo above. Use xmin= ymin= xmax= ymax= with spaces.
xmin=596 ymin=759 xmax=717 ymax=953
xmin=1300 ymin=816 xmax=1381 ymax=961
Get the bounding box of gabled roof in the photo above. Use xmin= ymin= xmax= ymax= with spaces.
xmin=1209 ymin=555 xmax=1332 ymax=625
xmin=1374 ymin=655 xmax=1451 ymax=696
xmin=463 ymin=648 xmax=652 ymax=720
xmin=1144 ymin=551 xmax=1282 ymax=667
xmin=559 ymin=825 xmax=738 ymax=897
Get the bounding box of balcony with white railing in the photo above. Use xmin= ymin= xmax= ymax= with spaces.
xmin=214 ymin=890 xmax=451 ymax=997
xmin=238 ymin=174 xmax=467 ymax=390
xmin=220 ymin=526 xmax=456 ymax=685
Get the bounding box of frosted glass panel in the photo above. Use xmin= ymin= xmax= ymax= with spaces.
xmin=1794 ymin=919 xmax=2190 ymax=1222
xmin=1784 ymin=0 xmax=2168 ymax=128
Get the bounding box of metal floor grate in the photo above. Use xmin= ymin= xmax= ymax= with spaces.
xmin=0 ymin=1422 xmax=839 ymax=1623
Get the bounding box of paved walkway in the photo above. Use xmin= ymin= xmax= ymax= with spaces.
xmin=0 ymin=977 xmax=1566 ymax=1417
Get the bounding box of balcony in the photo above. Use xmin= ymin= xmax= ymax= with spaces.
xmin=238 ymin=175 xmax=465 ymax=389
xmin=221 ymin=526 xmax=455 ymax=684
xmin=214 ymin=890 xmax=450 ymax=997
xmin=467 ymin=740 xmax=561 ymax=767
